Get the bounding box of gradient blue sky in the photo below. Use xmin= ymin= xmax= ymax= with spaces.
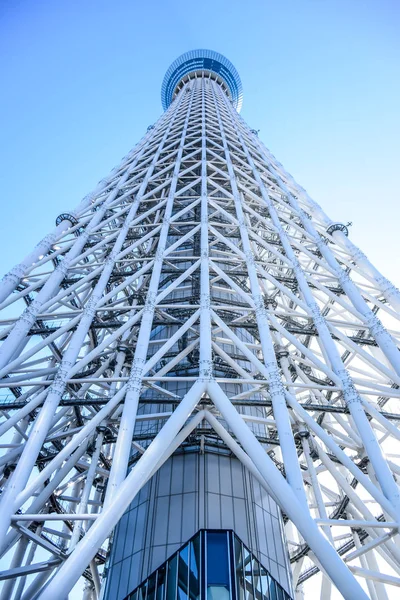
xmin=1 ymin=2 xmax=400 ymax=597
xmin=1 ymin=0 xmax=399 ymax=282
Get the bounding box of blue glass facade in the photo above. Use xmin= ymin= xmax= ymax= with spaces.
xmin=123 ymin=531 xmax=293 ymax=600
xmin=102 ymin=453 xmax=292 ymax=600
xmin=161 ymin=50 xmax=243 ymax=112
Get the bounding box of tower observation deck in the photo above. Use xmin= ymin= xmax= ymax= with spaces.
xmin=161 ymin=49 xmax=243 ymax=111
xmin=0 ymin=50 xmax=399 ymax=600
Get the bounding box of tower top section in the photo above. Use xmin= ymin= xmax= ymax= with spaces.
xmin=161 ymin=49 xmax=243 ymax=112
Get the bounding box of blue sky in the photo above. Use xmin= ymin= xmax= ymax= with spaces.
xmin=0 ymin=2 xmax=400 ymax=597
xmin=1 ymin=0 xmax=399 ymax=282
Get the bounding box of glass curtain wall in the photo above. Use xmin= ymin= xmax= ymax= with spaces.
xmin=123 ymin=531 xmax=292 ymax=600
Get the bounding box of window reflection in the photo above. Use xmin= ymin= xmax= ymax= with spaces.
xmin=259 ymin=566 xmax=269 ymax=600
xmin=167 ymin=554 xmax=178 ymax=600
xmin=124 ymin=530 xmax=292 ymax=600
xmin=147 ymin=573 xmax=157 ymax=600
xmin=140 ymin=581 xmax=148 ymax=600
xmin=275 ymin=587 xmax=284 ymax=600
xmin=251 ymin=557 xmax=262 ymax=600
xmin=156 ymin=565 xmax=166 ymax=600
xmin=267 ymin=577 xmax=277 ymax=600
xmin=234 ymin=535 xmax=245 ymax=600
xmin=189 ymin=537 xmax=201 ymax=600
xmin=178 ymin=544 xmax=189 ymax=600
xmin=206 ymin=532 xmax=230 ymax=600
xmin=243 ymin=547 xmax=254 ymax=600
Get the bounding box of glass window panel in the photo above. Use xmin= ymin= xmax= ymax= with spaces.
xmin=206 ymin=533 xmax=229 ymax=586
xmin=206 ymin=532 xmax=230 ymax=600
xmin=252 ymin=558 xmax=262 ymax=600
xmin=123 ymin=532 xmax=292 ymax=600
xmin=267 ymin=577 xmax=277 ymax=600
xmin=189 ymin=536 xmax=200 ymax=600
xmin=156 ymin=565 xmax=166 ymax=600
xmin=178 ymin=544 xmax=189 ymax=600
xmin=167 ymin=555 xmax=178 ymax=600
xmin=243 ymin=548 xmax=254 ymax=600
xmin=275 ymin=586 xmax=284 ymax=600
xmin=140 ymin=582 xmax=148 ymax=600
xmin=180 ymin=544 xmax=190 ymax=568
xmin=147 ymin=572 xmax=157 ymax=600
xmin=178 ymin=586 xmax=188 ymax=600
xmin=259 ymin=566 xmax=269 ymax=600
xmin=234 ymin=536 xmax=245 ymax=600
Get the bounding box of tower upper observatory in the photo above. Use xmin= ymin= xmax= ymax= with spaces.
xmin=161 ymin=48 xmax=243 ymax=111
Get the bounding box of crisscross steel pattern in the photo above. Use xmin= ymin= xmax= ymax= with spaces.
xmin=0 ymin=61 xmax=400 ymax=600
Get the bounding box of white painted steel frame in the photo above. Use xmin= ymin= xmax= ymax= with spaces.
xmin=0 ymin=70 xmax=399 ymax=600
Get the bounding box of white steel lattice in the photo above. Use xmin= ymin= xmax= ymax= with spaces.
xmin=0 ymin=59 xmax=400 ymax=600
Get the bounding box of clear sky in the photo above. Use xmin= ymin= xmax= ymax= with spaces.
xmin=0 ymin=1 xmax=399 ymax=598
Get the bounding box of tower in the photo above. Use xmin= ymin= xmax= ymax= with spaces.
xmin=0 ymin=47 xmax=399 ymax=600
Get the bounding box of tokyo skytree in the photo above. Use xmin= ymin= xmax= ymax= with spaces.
xmin=1 ymin=49 xmax=400 ymax=600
